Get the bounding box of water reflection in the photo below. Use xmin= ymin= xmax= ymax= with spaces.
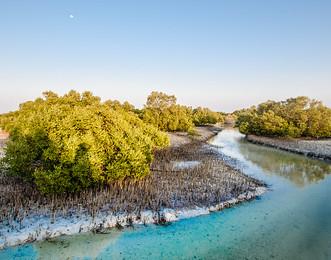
xmin=237 ymin=137 xmax=331 ymax=187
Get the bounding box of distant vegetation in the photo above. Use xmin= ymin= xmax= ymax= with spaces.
xmin=142 ymin=91 xmax=194 ymax=132
xmin=0 ymin=91 xmax=169 ymax=194
xmin=142 ymin=91 xmax=224 ymax=132
xmin=236 ymin=96 xmax=331 ymax=138
xmin=192 ymin=107 xmax=224 ymax=126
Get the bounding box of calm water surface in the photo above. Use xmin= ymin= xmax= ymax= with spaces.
xmin=1 ymin=129 xmax=331 ymax=260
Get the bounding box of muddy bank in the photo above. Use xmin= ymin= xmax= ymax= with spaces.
xmin=0 ymin=126 xmax=265 ymax=249
xmin=168 ymin=125 xmax=222 ymax=147
xmin=246 ymin=134 xmax=331 ymax=161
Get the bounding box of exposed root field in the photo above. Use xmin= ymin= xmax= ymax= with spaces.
xmin=0 ymin=127 xmax=266 ymax=248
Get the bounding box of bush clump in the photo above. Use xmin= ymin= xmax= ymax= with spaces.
xmin=236 ymin=96 xmax=331 ymax=138
xmin=192 ymin=107 xmax=224 ymax=126
xmin=142 ymin=91 xmax=194 ymax=132
xmin=0 ymin=91 xmax=169 ymax=194
xmin=142 ymin=91 xmax=224 ymax=131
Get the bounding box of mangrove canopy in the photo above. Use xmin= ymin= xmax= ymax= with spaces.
xmin=236 ymin=96 xmax=331 ymax=138
xmin=0 ymin=91 xmax=169 ymax=194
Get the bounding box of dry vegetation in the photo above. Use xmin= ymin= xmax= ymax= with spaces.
xmin=0 ymin=128 xmax=263 ymax=231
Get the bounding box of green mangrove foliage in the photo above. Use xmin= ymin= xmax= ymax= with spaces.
xmin=236 ymin=96 xmax=331 ymax=138
xmin=192 ymin=107 xmax=224 ymax=126
xmin=142 ymin=91 xmax=224 ymax=131
xmin=142 ymin=91 xmax=194 ymax=132
xmin=0 ymin=91 xmax=169 ymax=194
xmin=0 ymin=111 xmax=19 ymax=132
xmin=104 ymin=99 xmax=141 ymax=114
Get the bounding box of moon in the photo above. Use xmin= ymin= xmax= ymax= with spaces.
xmin=69 ymin=14 xmax=74 ymax=19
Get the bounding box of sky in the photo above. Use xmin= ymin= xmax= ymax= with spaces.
xmin=0 ymin=0 xmax=330 ymax=113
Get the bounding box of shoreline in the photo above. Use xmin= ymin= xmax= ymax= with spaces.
xmin=0 ymin=186 xmax=267 ymax=249
xmin=0 ymin=126 xmax=267 ymax=250
xmin=246 ymin=134 xmax=331 ymax=161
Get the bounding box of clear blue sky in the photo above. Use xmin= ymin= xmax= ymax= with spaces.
xmin=1 ymin=0 xmax=330 ymax=112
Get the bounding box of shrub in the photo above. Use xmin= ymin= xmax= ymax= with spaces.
xmin=142 ymin=91 xmax=194 ymax=132
xmin=236 ymin=97 xmax=331 ymax=138
xmin=1 ymin=91 xmax=169 ymax=194
xmin=192 ymin=107 xmax=224 ymax=126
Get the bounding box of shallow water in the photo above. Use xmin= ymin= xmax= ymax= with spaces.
xmin=1 ymin=128 xmax=331 ymax=260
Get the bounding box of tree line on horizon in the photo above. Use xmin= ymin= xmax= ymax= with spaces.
xmin=142 ymin=91 xmax=224 ymax=132
xmin=235 ymin=96 xmax=331 ymax=138
xmin=0 ymin=90 xmax=224 ymax=194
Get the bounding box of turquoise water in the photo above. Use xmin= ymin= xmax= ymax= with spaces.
xmin=1 ymin=129 xmax=331 ymax=259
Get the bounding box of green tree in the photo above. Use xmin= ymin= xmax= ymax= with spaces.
xmin=192 ymin=107 xmax=224 ymax=126
xmin=236 ymin=96 xmax=331 ymax=138
xmin=143 ymin=91 xmax=194 ymax=131
xmin=1 ymin=91 xmax=169 ymax=194
xmin=305 ymin=102 xmax=331 ymax=138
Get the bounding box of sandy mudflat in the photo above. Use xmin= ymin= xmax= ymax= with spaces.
xmin=168 ymin=125 xmax=222 ymax=147
xmin=246 ymin=134 xmax=331 ymax=161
